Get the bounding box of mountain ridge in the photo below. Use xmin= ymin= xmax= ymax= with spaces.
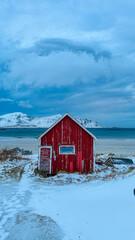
xmin=0 ymin=112 xmax=101 ymax=128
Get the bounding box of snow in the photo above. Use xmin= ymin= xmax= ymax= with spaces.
xmin=0 ymin=155 xmax=135 ymax=240
xmin=30 ymin=177 xmax=135 ymax=240
xmin=0 ymin=112 xmax=101 ymax=128
xmin=132 ymin=157 xmax=135 ymax=164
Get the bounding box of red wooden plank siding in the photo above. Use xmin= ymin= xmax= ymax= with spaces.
xmin=78 ymin=152 xmax=82 ymax=173
xmin=41 ymin=115 xmax=94 ymax=174
xmin=70 ymin=161 xmax=73 ymax=173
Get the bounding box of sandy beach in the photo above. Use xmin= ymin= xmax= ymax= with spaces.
xmin=95 ymin=138 xmax=135 ymax=156
xmin=0 ymin=137 xmax=135 ymax=157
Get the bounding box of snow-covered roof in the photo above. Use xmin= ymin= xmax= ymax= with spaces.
xmin=38 ymin=113 xmax=97 ymax=140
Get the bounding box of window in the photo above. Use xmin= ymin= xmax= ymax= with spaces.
xmin=59 ymin=145 xmax=75 ymax=154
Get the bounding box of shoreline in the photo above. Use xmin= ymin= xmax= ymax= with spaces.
xmin=0 ymin=137 xmax=135 ymax=156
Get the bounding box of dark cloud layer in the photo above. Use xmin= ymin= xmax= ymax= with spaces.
xmin=31 ymin=38 xmax=111 ymax=61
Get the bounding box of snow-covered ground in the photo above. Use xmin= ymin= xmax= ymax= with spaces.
xmin=0 ymin=155 xmax=135 ymax=240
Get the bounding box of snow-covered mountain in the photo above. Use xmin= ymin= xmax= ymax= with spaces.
xmin=77 ymin=118 xmax=100 ymax=128
xmin=0 ymin=112 xmax=101 ymax=128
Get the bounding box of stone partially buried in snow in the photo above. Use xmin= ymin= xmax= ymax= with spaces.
xmin=6 ymin=211 xmax=63 ymax=240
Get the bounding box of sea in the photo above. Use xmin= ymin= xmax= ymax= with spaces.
xmin=0 ymin=128 xmax=135 ymax=139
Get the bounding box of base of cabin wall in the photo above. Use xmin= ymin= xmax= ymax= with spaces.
xmin=38 ymin=159 xmax=95 ymax=175
xmin=36 ymin=167 xmax=94 ymax=177
xmin=34 ymin=168 xmax=55 ymax=178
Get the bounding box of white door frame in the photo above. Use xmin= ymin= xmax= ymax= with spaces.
xmin=39 ymin=146 xmax=52 ymax=174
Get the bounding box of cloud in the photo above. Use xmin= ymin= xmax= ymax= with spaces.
xmin=17 ymin=100 xmax=33 ymax=108
xmin=0 ymin=98 xmax=14 ymax=102
xmin=1 ymin=47 xmax=112 ymax=91
xmin=30 ymin=38 xmax=111 ymax=60
xmin=0 ymin=1 xmax=135 ymax=93
xmin=0 ymin=0 xmax=135 ymax=126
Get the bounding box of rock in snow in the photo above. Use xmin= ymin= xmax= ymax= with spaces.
xmin=5 ymin=211 xmax=63 ymax=240
xmin=0 ymin=112 xmax=101 ymax=128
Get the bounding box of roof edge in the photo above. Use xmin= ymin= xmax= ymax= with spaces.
xmin=38 ymin=113 xmax=97 ymax=140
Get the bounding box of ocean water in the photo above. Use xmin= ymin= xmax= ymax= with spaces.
xmin=0 ymin=128 xmax=135 ymax=139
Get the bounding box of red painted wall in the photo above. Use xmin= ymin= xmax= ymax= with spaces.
xmin=40 ymin=115 xmax=94 ymax=174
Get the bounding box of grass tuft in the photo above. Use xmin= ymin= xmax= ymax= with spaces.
xmin=0 ymin=148 xmax=31 ymax=161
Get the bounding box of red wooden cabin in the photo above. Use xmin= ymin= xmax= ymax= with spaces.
xmin=38 ymin=113 xmax=97 ymax=175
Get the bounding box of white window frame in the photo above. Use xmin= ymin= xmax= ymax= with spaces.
xmin=59 ymin=145 xmax=75 ymax=155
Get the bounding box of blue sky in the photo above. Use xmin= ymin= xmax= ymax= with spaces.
xmin=0 ymin=0 xmax=135 ymax=127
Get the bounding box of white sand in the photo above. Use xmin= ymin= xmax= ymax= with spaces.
xmin=0 ymin=137 xmax=135 ymax=157
xmin=95 ymin=138 xmax=135 ymax=156
xmin=0 ymin=137 xmax=39 ymax=154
